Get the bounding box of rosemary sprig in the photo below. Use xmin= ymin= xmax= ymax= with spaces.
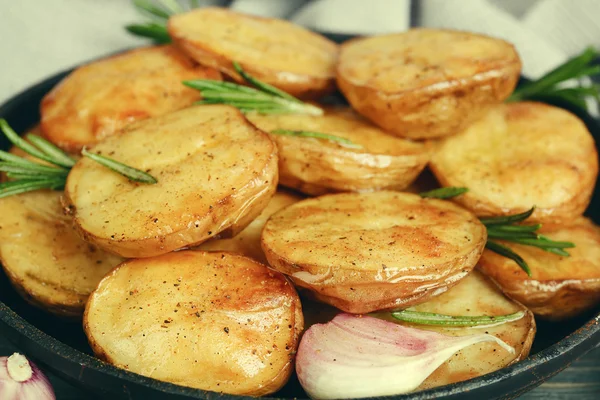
xmin=507 ymin=47 xmax=600 ymax=108
xmin=419 ymin=187 xmax=468 ymax=199
xmin=391 ymin=309 xmax=525 ymax=327
xmin=270 ymin=129 xmax=361 ymax=148
xmin=184 ymin=62 xmax=324 ymax=116
xmin=0 ymin=120 xmax=157 ymax=199
xmin=125 ymin=0 xmax=199 ymax=43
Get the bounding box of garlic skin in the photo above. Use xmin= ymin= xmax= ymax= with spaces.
xmin=0 ymin=353 xmax=55 ymax=400
xmin=296 ymin=314 xmax=514 ymax=399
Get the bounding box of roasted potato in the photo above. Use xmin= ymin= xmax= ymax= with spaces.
xmin=65 ymin=105 xmax=278 ymax=258
xmin=168 ymin=8 xmax=338 ymax=99
xmin=337 ymin=29 xmax=521 ymax=139
xmin=430 ymin=102 xmax=598 ymax=222
xmin=478 ymin=217 xmax=600 ymax=320
xmin=84 ymin=251 xmax=303 ymax=396
xmin=246 ymin=107 xmax=429 ymax=195
xmin=0 ymin=190 xmax=122 ymax=317
xmin=262 ymin=191 xmax=487 ymax=314
xmin=41 ymin=45 xmax=221 ymax=151
xmin=196 ymin=190 xmax=302 ymax=263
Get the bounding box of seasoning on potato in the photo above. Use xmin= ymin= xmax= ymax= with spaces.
xmin=261 ymin=191 xmax=487 ymax=314
xmin=168 ymin=7 xmax=338 ymax=99
xmin=65 ymin=105 xmax=278 ymax=258
xmin=84 ymin=251 xmax=303 ymax=396
xmin=246 ymin=107 xmax=429 ymax=195
xmin=0 ymin=190 xmax=122 ymax=317
xmin=337 ymin=28 xmax=521 ymax=139
xmin=41 ymin=45 xmax=221 ymax=152
xmin=478 ymin=217 xmax=600 ymax=320
xmin=430 ymin=102 xmax=598 ymax=223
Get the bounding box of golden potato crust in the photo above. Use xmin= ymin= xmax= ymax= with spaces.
xmin=41 ymin=45 xmax=221 ymax=151
xmin=0 ymin=191 xmax=122 ymax=317
xmin=262 ymin=191 xmax=487 ymax=314
xmin=478 ymin=218 xmax=600 ymax=320
xmin=337 ymin=29 xmax=521 ymax=139
xmin=84 ymin=251 xmax=303 ymax=396
xmin=247 ymin=107 xmax=429 ymax=195
xmin=65 ymin=105 xmax=278 ymax=258
xmin=430 ymin=102 xmax=598 ymax=223
xmin=168 ymin=7 xmax=338 ymax=99
xmin=196 ymin=190 xmax=302 ymax=263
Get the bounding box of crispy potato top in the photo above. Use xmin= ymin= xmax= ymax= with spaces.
xmin=430 ymin=102 xmax=598 ymax=221
xmin=338 ymin=29 xmax=519 ymax=93
xmin=84 ymin=251 xmax=302 ymax=395
xmin=65 ymin=105 xmax=277 ymax=258
xmin=0 ymin=191 xmax=122 ymax=316
xmin=262 ymin=191 xmax=486 ymax=274
xmin=247 ymin=107 xmax=427 ymax=156
xmin=41 ymin=45 xmax=220 ymax=151
xmin=168 ymin=8 xmax=337 ymax=79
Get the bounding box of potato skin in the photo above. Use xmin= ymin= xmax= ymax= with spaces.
xmin=83 ymin=251 xmax=303 ymax=395
xmin=65 ymin=105 xmax=278 ymax=258
xmin=0 ymin=191 xmax=122 ymax=317
xmin=430 ymin=102 xmax=598 ymax=223
xmin=478 ymin=218 xmax=600 ymax=320
xmin=262 ymin=191 xmax=487 ymax=314
xmin=41 ymin=45 xmax=221 ymax=152
xmin=337 ymin=29 xmax=521 ymax=139
xmin=168 ymin=8 xmax=338 ymax=99
xmin=247 ymin=108 xmax=429 ymax=195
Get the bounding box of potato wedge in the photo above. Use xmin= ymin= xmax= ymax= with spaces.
xmin=196 ymin=190 xmax=302 ymax=263
xmin=246 ymin=108 xmax=429 ymax=195
xmin=84 ymin=251 xmax=303 ymax=396
xmin=478 ymin=217 xmax=600 ymax=320
xmin=0 ymin=190 xmax=122 ymax=317
xmin=65 ymin=105 xmax=278 ymax=258
xmin=168 ymin=8 xmax=338 ymax=99
xmin=337 ymin=29 xmax=521 ymax=139
xmin=41 ymin=45 xmax=221 ymax=152
xmin=262 ymin=191 xmax=487 ymax=314
xmin=430 ymin=102 xmax=598 ymax=222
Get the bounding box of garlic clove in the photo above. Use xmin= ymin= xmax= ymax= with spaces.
xmin=0 ymin=353 xmax=55 ymax=400
xmin=296 ymin=313 xmax=514 ymax=399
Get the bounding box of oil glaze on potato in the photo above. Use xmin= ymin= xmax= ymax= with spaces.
xmin=478 ymin=218 xmax=600 ymax=320
xmin=168 ymin=8 xmax=338 ymax=99
xmin=0 ymin=191 xmax=122 ymax=317
xmin=41 ymin=45 xmax=221 ymax=151
xmin=262 ymin=191 xmax=487 ymax=314
xmin=430 ymin=102 xmax=598 ymax=223
xmin=337 ymin=29 xmax=521 ymax=139
xmin=84 ymin=251 xmax=303 ymax=396
xmin=247 ymin=108 xmax=429 ymax=195
xmin=65 ymin=105 xmax=278 ymax=258
xmin=197 ymin=190 xmax=302 ymax=263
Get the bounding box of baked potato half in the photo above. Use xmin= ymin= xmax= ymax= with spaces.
xmin=196 ymin=190 xmax=302 ymax=263
xmin=168 ymin=7 xmax=338 ymax=99
xmin=478 ymin=217 xmax=600 ymax=320
xmin=337 ymin=28 xmax=521 ymax=139
xmin=65 ymin=105 xmax=278 ymax=258
xmin=262 ymin=191 xmax=487 ymax=314
xmin=84 ymin=251 xmax=303 ymax=396
xmin=41 ymin=45 xmax=221 ymax=152
xmin=0 ymin=190 xmax=122 ymax=317
xmin=246 ymin=107 xmax=429 ymax=195
xmin=430 ymin=102 xmax=598 ymax=222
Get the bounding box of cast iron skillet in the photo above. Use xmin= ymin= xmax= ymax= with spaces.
xmin=1 ymin=33 xmax=600 ymax=399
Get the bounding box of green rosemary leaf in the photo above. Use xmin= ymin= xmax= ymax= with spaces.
xmin=0 ymin=162 xmax=69 ymax=176
xmin=486 ymin=229 xmax=539 ymax=240
xmin=544 ymin=248 xmax=571 ymax=257
xmin=391 ymin=309 xmax=525 ymax=327
xmin=486 ymin=224 xmax=542 ymax=233
xmin=506 ymin=237 xmax=575 ymax=249
xmin=233 ymin=61 xmax=300 ymax=102
xmin=419 ymin=187 xmax=469 ymax=199
xmin=486 ymin=240 xmax=531 ymax=276
xmin=0 ymin=179 xmax=66 ymax=199
xmin=480 ymin=208 xmax=535 ymax=226
xmin=132 ymin=0 xmax=173 ymax=20
xmin=158 ymin=0 xmax=184 ymax=14
xmin=270 ymin=129 xmax=361 ymax=148
xmin=25 ymin=134 xmax=76 ymax=168
xmin=125 ymin=23 xmax=171 ymax=44
xmin=82 ymin=148 xmax=157 ymax=184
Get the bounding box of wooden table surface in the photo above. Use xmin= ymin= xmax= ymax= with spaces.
xmin=1 ymin=333 xmax=598 ymax=399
